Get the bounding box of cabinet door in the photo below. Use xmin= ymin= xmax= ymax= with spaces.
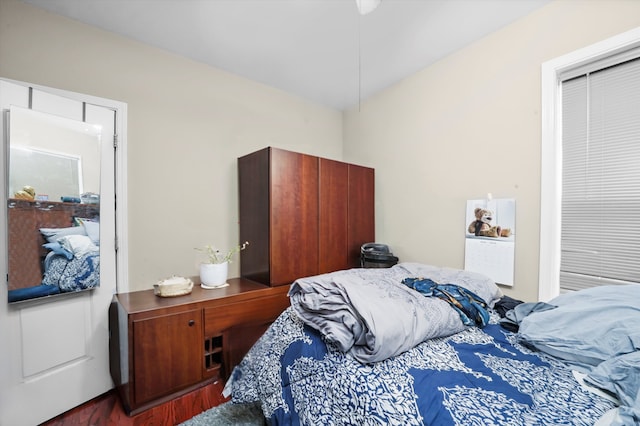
xmin=238 ymin=148 xmax=271 ymax=284
xmin=270 ymin=148 xmax=319 ymax=285
xmin=348 ymin=164 xmax=375 ymax=267
xmin=319 ymin=158 xmax=349 ymax=273
xmin=132 ymin=309 xmax=202 ymax=405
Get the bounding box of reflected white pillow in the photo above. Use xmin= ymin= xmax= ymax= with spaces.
xmin=40 ymin=226 xmax=86 ymax=243
xmin=43 ymin=242 xmax=74 ymax=260
xmin=58 ymin=234 xmax=98 ymax=257
xmin=79 ymin=220 xmax=100 ymax=245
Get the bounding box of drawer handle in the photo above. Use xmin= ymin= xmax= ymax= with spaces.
xmin=188 ymin=319 xmax=195 ymax=327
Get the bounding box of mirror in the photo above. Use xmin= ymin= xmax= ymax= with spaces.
xmin=6 ymin=106 xmax=102 ymax=303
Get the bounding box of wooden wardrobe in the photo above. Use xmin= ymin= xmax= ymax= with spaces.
xmin=238 ymin=147 xmax=375 ymax=286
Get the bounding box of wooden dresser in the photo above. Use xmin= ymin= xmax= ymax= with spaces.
xmin=108 ymin=278 xmax=290 ymax=415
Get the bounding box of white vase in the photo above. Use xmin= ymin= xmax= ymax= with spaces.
xmin=199 ymin=262 xmax=228 ymax=288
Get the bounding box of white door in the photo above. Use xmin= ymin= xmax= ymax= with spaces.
xmin=0 ymin=79 xmax=127 ymax=426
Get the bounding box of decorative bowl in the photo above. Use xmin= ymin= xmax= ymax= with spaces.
xmin=153 ymin=276 xmax=194 ymax=297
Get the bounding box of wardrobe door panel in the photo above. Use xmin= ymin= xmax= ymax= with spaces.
xmin=238 ymin=149 xmax=270 ymax=284
xmin=270 ymin=148 xmax=319 ymax=285
xmin=319 ymin=159 xmax=349 ymax=273
xmin=348 ymin=165 xmax=375 ymax=267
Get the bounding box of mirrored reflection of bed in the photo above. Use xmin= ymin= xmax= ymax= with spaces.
xmin=7 ymin=199 xmax=100 ymax=303
xmin=223 ymin=263 xmax=638 ymax=425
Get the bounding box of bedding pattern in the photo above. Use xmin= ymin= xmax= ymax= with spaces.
xmin=41 ymin=247 xmax=100 ymax=292
xmin=227 ymin=308 xmax=615 ymax=425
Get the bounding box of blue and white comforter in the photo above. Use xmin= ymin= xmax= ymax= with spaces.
xmin=226 ymin=264 xmax=617 ymax=425
xmin=226 ymin=308 xmax=615 ymax=425
xmin=42 ymin=248 xmax=100 ymax=292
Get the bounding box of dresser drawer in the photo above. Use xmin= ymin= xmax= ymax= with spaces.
xmin=204 ymin=292 xmax=290 ymax=336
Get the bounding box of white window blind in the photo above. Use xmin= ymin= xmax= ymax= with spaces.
xmin=560 ymin=57 xmax=640 ymax=291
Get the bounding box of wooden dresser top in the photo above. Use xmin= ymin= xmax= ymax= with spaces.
xmin=114 ymin=277 xmax=290 ymax=314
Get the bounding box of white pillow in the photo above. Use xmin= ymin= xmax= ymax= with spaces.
xmin=40 ymin=226 xmax=86 ymax=243
xmin=79 ymin=220 xmax=100 ymax=245
xmin=58 ymin=234 xmax=98 ymax=257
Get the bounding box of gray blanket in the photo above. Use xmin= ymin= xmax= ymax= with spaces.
xmin=288 ymin=263 xmax=502 ymax=363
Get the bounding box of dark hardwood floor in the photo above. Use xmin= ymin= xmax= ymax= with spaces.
xmin=40 ymin=380 xmax=229 ymax=426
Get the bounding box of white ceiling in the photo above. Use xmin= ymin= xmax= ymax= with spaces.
xmin=20 ymin=0 xmax=551 ymax=110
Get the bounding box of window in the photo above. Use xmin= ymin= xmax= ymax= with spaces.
xmin=560 ymin=58 xmax=640 ymax=291
xmin=540 ymin=28 xmax=640 ymax=301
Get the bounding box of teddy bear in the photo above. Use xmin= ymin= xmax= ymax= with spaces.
xmin=13 ymin=185 xmax=36 ymax=201
xmin=468 ymin=207 xmax=511 ymax=238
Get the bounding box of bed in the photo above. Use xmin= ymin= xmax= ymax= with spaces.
xmin=40 ymin=235 xmax=100 ymax=292
xmin=223 ymin=263 xmax=639 ymax=425
xmin=8 ymin=224 xmax=100 ymax=303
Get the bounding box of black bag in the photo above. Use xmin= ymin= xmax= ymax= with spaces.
xmin=360 ymin=243 xmax=399 ymax=268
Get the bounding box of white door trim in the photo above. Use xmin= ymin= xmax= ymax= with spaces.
xmin=539 ymin=27 xmax=640 ymax=301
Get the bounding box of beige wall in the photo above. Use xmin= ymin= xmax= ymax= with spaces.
xmin=0 ymin=0 xmax=343 ymax=291
xmin=344 ymin=0 xmax=640 ymax=302
xmin=2 ymin=0 xmax=640 ymax=300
